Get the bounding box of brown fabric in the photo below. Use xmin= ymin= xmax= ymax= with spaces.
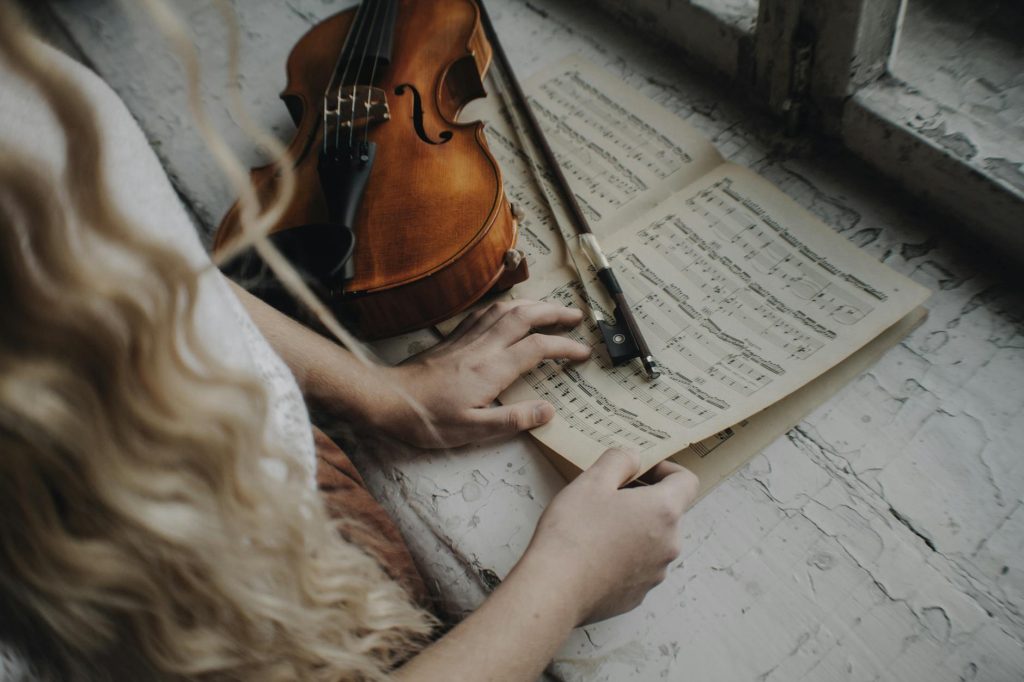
xmin=312 ymin=427 xmax=429 ymax=606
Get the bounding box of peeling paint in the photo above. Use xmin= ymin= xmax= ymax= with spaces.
xmin=917 ymin=122 xmax=979 ymax=160
xmin=34 ymin=0 xmax=1024 ymax=680
xmin=982 ymin=157 xmax=1024 ymax=192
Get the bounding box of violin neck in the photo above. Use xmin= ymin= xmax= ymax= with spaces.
xmin=328 ymin=0 xmax=399 ymax=92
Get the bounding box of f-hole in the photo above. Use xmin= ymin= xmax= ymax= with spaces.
xmin=394 ymin=83 xmax=453 ymax=145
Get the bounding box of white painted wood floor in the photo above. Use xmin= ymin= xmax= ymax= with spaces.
xmin=34 ymin=0 xmax=1024 ymax=679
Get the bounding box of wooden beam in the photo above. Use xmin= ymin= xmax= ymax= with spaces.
xmin=754 ymin=0 xmax=905 ymax=134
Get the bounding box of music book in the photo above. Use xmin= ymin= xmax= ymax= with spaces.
xmin=454 ymin=56 xmax=930 ymax=498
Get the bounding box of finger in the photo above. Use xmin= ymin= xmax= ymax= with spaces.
xmin=443 ymin=307 xmax=489 ymax=342
xmin=642 ymin=460 xmax=685 ymax=483
xmin=456 ymin=300 xmax=539 ymax=345
xmin=485 ymin=303 xmax=585 ymax=348
xmin=506 ymin=334 xmax=591 ymax=376
xmin=448 ymin=299 xmax=534 ymax=345
xmin=650 ymin=466 xmax=701 ymax=512
xmin=465 ymin=400 xmax=555 ymax=439
xmin=581 ymin=448 xmax=642 ymax=489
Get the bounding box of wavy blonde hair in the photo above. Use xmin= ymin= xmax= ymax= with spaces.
xmin=0 ymin=2 xmax=433 ymax=679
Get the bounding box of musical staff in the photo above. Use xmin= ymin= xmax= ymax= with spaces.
xmin=688 ymin=422 xmax=749 ymax=458
xmin=515 ymin=165 xmax=890 ymax=437
xmin=563 ymin=72 xmax=693 ymax=177
xmin=688 ymin=179 xmax=882 ymax=323
xmin=491 ymin=57 xmax=929 ymax=475
xmin=522 ymin=362 xmax=667 ymax=451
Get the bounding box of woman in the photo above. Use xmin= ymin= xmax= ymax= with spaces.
xmin=0 ymin=3 xmax=698 ymax=680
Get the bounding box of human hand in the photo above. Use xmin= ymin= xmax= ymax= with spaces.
xmin=518 ymin=448 xmax=699 ymax=625
xmin=377 ymin=300 xmax=591 ymax=448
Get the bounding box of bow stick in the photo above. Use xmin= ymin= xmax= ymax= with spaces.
xmin=477 ymin=1 xmax=661 ymax=380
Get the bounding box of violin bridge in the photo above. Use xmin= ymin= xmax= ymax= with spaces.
xmin=328 ymin=86 xmax=390 ymax=129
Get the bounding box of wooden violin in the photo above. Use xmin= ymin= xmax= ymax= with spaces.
xmin=213 ymin=0 xmax=527 ymax=339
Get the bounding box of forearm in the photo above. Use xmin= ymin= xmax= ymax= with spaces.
xmin=395 ymin=550 xmax=580 ymax=682
xmin=228 ymin=280 xmax=393 ymax=427
xmin=231 ymin=283 xmax=590 ymax=448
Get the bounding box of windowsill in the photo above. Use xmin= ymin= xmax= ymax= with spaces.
xmin=588 ymin=0 xmax=1024 ymax=261
xmin=843 ymin=76 xmax=1024 ymax=259
xmin=891 ymin=0 xmax=1023 ymax=153
xmin=842 ymin=0 xmax=1024 ymax=260
xmin=588 ymin=0 xmax=757 ymax=78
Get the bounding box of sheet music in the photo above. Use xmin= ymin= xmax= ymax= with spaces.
xmin=668 ymin=307 xmax=926 ymax=499
xmin=464 ymin=56 xmax=722 ymax=279
xmin=501 ymin=164 xmax=931 ymax=472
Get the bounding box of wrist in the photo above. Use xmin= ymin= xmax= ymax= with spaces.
xmin=365 ymin=363 xmax=417 ymax=434
xmin=303 ymin=352 xmax=405 ymax=435
xmin=349 ymin=362 xmax=437 ymax=445
xmin=511 ymin=540 xmax=591 ymax=629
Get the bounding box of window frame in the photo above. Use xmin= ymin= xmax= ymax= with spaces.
xmin=591 ymin=0 xmax=1024 ymax=261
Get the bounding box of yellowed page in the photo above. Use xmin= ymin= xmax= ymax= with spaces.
xmin=500 ymin=163 xmax=931 ymax=472
xmin=536 ymin=307 xmax=926 ymax=492
xmin=438 ymin=56 xmax=722 ymax=336
xmin=673 ymin=306 xmax=926 ymax=498
xmin=465 ymin=54 xmax=723 ymax=280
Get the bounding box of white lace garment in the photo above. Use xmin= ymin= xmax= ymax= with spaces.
xmin=0 ymin=42 xmax=317 ymax=680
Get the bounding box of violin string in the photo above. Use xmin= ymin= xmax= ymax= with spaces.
xmin=324 ymin=2 xmax=372 ymax=154
xmin=330 ymin=0 xmax=375 ymax=153
xmin=325 ymin=3 xmax=373 ymax=154
xmin=362 ymin=0 xmax=392 ymax=148
xmin=349 ymin=0 xmax=382 ymax=148
xmin=323 ymin=1 xmax=368 ymax=100
xmin=337 ymin=1 xmax=376 ymax=151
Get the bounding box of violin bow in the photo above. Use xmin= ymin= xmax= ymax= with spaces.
xmin=477 ymin=1 xmax=661 ymax=380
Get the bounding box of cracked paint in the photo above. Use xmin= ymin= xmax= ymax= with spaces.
xmin=36 ymin=0 xmax=1024 ymax=679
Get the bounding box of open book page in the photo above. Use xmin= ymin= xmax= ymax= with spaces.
xmin=464 ymin=55 xmax=723 ymax=280
xmin=537 ymin=307 xmax=927 ymax=494
xmin=670 ymin=306 xmax=926 ymax=498
xmin=500 ymin=163 xmax=932 ymax=473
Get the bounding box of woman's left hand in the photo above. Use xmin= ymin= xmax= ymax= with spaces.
xmin=230 ymin=282 xmax=588 ymax=450
xmin=376 ymin=299 xmax=591 ymax=448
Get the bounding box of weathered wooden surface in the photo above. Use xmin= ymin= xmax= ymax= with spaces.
xmin=588 ymin=0 xmax=757 ymax=79
xmin=845 ymin=0 xmax=1024 ymax=262
xmin=754 ymin=0 xmax=904 ymax=127
xmin=892 ymin=0 xmax=1023 ymax=159
xmin=579 ymin=0 xmax=1024 ymax=262
xmin=35 ymin=0 xmax=1024 ymax=679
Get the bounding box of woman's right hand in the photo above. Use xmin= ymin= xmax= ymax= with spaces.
xmin=394 ymin=449 xmax=698 ymax=682
xmin=520 ymin=448 xmax=699 ymax=625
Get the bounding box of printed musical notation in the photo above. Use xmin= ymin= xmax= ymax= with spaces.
xmin=524 ymin=362 xmax=669 ymax=450
xmin=472 ymin=60 xmax=719 ymax=281
xmin=480 ymin=120 xmax=564 ymax=265
xmin=618 ymin=366 xmax=715 ymax=426
xmin=687 ymin=179 xmax=881 ymax=325
xmin=558 ymin=73 xmax=694 ymax=177
xmin=632 ymin=217 xmax=828 ymax=360
xmin=507 ymin=163 xmax=918 ymax=458
xmin=520 ymin=281 xmax=708 ymax=449
xmin=687 ymin=421 xmax=749 ymax=458
xmin=493 ymin=57 xmax=930 ymax=475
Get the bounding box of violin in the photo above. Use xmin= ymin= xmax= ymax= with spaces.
xmin=213 ymin=0 xmax=528 ymax=339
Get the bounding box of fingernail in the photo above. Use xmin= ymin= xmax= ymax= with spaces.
xmin=534 ymin=403 xmax=552 ymax=424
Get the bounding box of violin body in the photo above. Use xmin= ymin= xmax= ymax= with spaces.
xmin=213 ymin=0 xmax=527 ymax=338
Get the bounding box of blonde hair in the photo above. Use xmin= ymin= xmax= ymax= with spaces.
xmin=0 ymin=2 xmax=433 ymax=679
